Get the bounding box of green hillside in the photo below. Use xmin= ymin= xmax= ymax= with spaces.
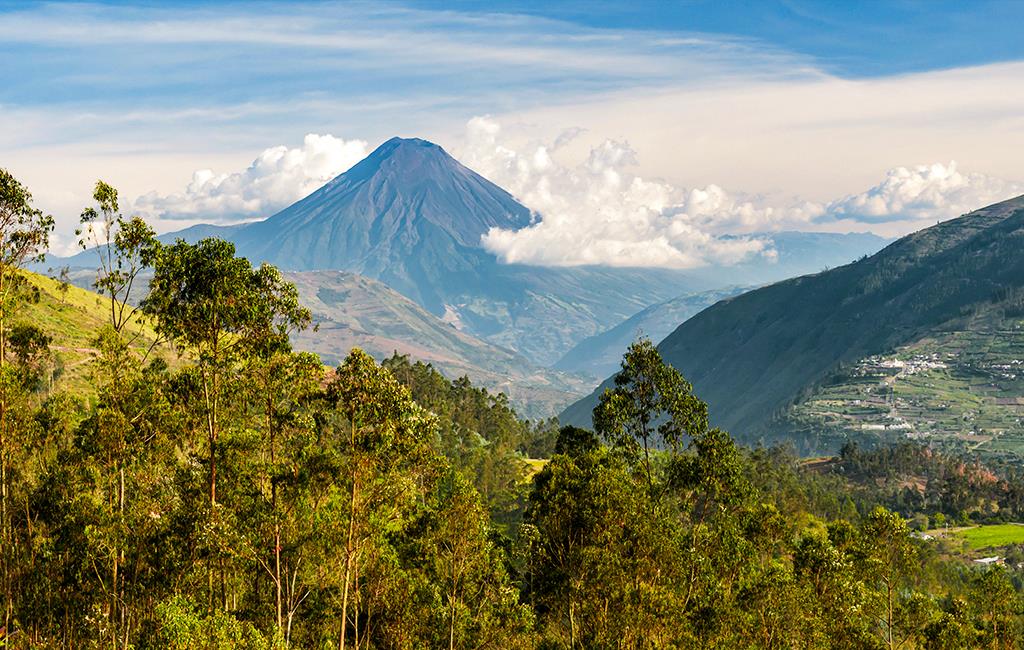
xmin=786 ymin=327 xmax=1024 ymax=458
xmin=562 ymin=194 xmax=1024 ymax=449
xmin=15 ymin=270 xmax=166 ymax=394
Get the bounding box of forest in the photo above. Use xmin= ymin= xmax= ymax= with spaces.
xmin=2 ymin=172 xmax=1024 ymax=648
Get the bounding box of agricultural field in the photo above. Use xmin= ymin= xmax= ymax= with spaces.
xmin=953 ymin=524 xmax=1024 ymax=550
xmin=786 ymin=325 xmax=1024 ymax=461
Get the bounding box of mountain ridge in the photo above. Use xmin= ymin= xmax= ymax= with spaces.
xmin=561 ymin=194 xmax=1024 ymax=440
xmin=285 ymin=270 xmax=589 ymax=418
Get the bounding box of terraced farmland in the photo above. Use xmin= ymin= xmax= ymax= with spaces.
xmin=786 ymin=325 xmax=1024 ymax=460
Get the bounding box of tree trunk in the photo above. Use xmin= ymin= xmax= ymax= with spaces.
xmin=0 ymin=280 xmax=8 ymax=632
xmin=340 ymin=470 xmax=357 ymax=650
xmin=886 ymin=578 xmax=894 ymax=649
xmin=269 ymin=394 xmax=283 ymax=635
xmin=449 ymin=590 xmax=456 ymax=650
xmin=119 ymin=464 xmax=126 ymax=643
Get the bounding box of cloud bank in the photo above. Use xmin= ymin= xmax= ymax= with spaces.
xmin=458 ymin=118 xmax=1023 ymax=268
xmin=134 ymin=134 xmax=367 ymax=222
xmin=461 ymin=117 xmax=778 ymax=269
xmin=825 ymin=162 xmax=1024 ymax=224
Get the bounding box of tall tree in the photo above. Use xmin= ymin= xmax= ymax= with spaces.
xmin=142 ymin=237 xmax=309 ymax=611
xmin=78 ymin=181 xmax=157 ymax=336
xmin=422 ymin=471 xmax=532 ymax=650
xmin=0 ymin=168 xmax=51 ymax=633
xmin=857 ymin=506 xmax=918 ymax=649
xmin=592 ymin=338 xmax=708 ymax=492
xmin=320 ymin=349 xmax=438 ymax=650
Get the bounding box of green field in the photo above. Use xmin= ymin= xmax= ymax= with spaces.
xmin=955 ymin=524 xmax=1024 ymax=550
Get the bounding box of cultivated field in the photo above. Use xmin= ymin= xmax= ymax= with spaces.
xmin=954 ymin=524 xmax=1024 ymax=550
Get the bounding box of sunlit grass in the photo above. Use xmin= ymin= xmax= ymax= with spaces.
xmin=956 ymin=524 xmax=1024 ymax=550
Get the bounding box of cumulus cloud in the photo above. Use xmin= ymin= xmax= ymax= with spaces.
xmin=134 ymin=134 xmax=368 ymax=222
xmin=824 ymin=161 xmax=1024 ymax=223
xmin=459 ymin=118 xmax=1024 ymax=268
xmin=461 ymin=117 xmax=805 ymax=269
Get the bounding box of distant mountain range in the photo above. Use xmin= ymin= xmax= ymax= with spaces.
xmin=553 ymin=286 xmax=750 ymax=380
xmin=562 ymin=194 xmax=1024 ymax=451
xmin=285 ymin=270 xmax=588 ymax=419
xmin=53 ymin=136 xmax=892 ymax=415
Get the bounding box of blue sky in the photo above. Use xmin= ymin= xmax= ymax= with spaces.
xmin=411 ymin=0 xmax=1024 ymax=77
xmin=4 ymin=1 xmax=1024 ymax=264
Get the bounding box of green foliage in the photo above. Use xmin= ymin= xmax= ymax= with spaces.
xmin=0 ymin=167 xmax=53 ymax=296
xmin=77 ymin=180 xmax=158 ymax=334
xmin=594 ymin=338 xmax=708 ymax=481
xmin=382 ymin=353 xmax=555 ymax=529
xmin=144 ymin=237 xmax=311 ymax=361
xmin=155 ymin=595 xmax=271 ymax=650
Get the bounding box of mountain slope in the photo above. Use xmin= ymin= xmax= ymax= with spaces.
xmin=562 ymin=195 xmax=1024 ymax=439
xmin=553 ymin=286 xmax=749 ymax=379
xmin=231 ymin=138 xmax=533 ymax=309
xmin=11 ymin=271 xmax=168 ymax=394
xmin=285 ymin=271 xmax=588 ymax=418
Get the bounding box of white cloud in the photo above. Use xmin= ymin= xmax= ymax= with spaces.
xmin=133 ymin=134 xmax=368 ymax=222
xmin=458 ymin=118 xmax=1024 ymax=268
xmin=824 ymin=161 xmax=1024 ymax=223
xmin=461 ymin=117 xmax=789 ymax=269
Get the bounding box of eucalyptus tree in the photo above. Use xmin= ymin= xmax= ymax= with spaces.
xmin=969 ymin=567 xmax=1018 ymax=649
xmin=78 ymin=181 xmax=158 ymax=337
xmin=0 ymin=168 xmax=53 ymax=363
xmin=319 ymin=349 xmax=439 ymax=650
xmin=593 ymin=337 xmax=708 ymax=493
xmin=73 ymin=186 xmax=164 ymax=645
xmin=239 ymin=348 xmax=323 ymax=643
xmin=142 ymin=237 xmax=310 ymax=611
xmin=144 ymin=238 xmax=309 ymax=510
xmin=0 ymin=168 xmax=51 ymax=632
xmin=421 ymin=470 xmax=533 ymax=650
xmin=857 ymin=506 xmax=919 ymax=648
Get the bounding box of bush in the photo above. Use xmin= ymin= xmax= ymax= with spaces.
xmin=155 ymin=596 xmax=272 ymax=650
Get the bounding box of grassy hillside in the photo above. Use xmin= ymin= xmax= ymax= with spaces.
xmin=562 ymin=194 xmax=1024 ymax=445
xmin=14 ymin=270 xmax=166 ymax=395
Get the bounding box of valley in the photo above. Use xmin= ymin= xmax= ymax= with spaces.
xmin=285 ymin=270 xmax=590 ymax=418
xmin=562 ymin=194 xmax=1024 ymax=452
